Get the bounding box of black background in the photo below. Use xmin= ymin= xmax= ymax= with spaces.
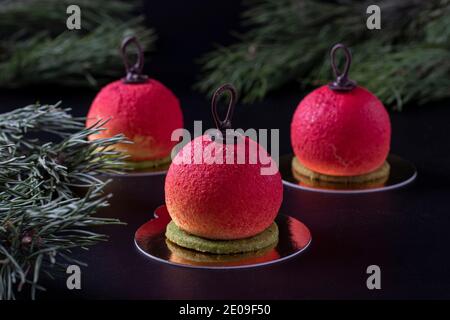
xmin=1 ymin=0 xmax=450 ymax=300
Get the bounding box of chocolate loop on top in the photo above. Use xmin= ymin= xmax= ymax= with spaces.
xmin=211 ymin=83 xmax=237 ymax=134
xmin=120 ymin=36 xmax=148 ymax=84
xmin=329 ymin=43 xmax=356 ymax=91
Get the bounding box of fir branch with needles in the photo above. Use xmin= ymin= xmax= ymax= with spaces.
xmin=0 ymin=0 xmax=156 ymax=88
xmin=0 ymin=102 xmax=127 ymax=300
xmin=0 ymin=0 xmax=138 ymax=36
xmin=196 ymin=0 xmax=450 ymax=110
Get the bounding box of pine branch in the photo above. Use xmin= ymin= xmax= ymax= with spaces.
xmin=0 ymin=103 xmax=127 ymax=300
xmin=196 ymin=0 xmax=450 ymax=109
xmin=350 ymin=45 xmax=450 ymax=110
xmin=0 ymin=0 xmax=138 ymax=36
xmin=0 ymin=21 xmax=155 ymax=88
xmin=0 ymin=102 xmax=82 ymax=146
xmin=0 ymin=187 xmax=121 ymax=300
xmin=0 ymin=0 xmax=156 ymax=88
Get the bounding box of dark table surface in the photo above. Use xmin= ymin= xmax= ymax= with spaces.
xmin=1 ymin=87 xmax=450 ymax=300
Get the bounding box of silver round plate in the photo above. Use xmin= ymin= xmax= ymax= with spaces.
xmin=135 ymin=205 xmax=312 ymax=269
xmin=280 ymin=153 xmax=417 ymax=194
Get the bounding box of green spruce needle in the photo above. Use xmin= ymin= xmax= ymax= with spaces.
xmin=196 ymin=0 xmax=450 ymax=110
xmin=0 ymin=102 xmax=127 ymax=300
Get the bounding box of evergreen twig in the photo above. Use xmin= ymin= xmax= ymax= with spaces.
xmin=0 ymin=0 xmax=156 ymax=88
xmin=196 ymin=0 xmax=450 ymax=110
xmin=0 ymin=102 xmax=127 ymax=300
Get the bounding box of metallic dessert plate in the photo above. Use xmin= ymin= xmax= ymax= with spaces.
xmin=280 ymin=154 xmax=417 ymax=194
xmin=135 ymin=205 xmax=312 ymax=269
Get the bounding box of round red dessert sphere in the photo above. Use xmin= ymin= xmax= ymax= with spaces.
xmin=165 ymin=135 xmax=283 ymax=240
xmin=86 ymin=79 xmax=183 ymax=161
xmin=291 ymin=85 xmax=391 ymax=176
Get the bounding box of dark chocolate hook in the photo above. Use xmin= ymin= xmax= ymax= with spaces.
xmin=211 ymin=83 xmax=237 ymax=133
xmin=120 ymin=36 xmax=148 ymax=84
xmin=328 ymin=43 xmax=356 ymax=91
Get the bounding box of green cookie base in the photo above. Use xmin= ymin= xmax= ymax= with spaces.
xmin=165 ymin=221 xmax=279 ymax=254
xmin=124 ymin=155 xmax=171 ymax=170
xmin=166 ymin=239 xmax=276 ymax=264
xmin=292 ymin=157 xmax=390 ymax=185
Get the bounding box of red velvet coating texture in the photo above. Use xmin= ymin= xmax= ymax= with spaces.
xmin=291 ymin=86 xmax=391 ymax=176
xmin=86 ymin=79 xmax=183 ymax=161
xmin=165 ymin=135 xmax=283 ymax=240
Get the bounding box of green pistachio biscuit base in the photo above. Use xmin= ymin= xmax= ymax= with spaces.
xmin=166 ymin=240 xmax=277 ymax=264
xmin=124 ymin=155 xmax=172 ymax=170
xmin=165 ymin=221 xmax=279 ymax=254
xmin=292 ymin=156 xmax=390 ymax=185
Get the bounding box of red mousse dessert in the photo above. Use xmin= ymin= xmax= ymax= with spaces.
xmin=290 ymin=44 xmax=391 ymax=185
xmin=164 ymin=84 xmax=282 ymax=254
xmin=166 ymin=134 xmax=282 ymax=240
xmin=86 ymin=36 xmax=183 ymax=169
